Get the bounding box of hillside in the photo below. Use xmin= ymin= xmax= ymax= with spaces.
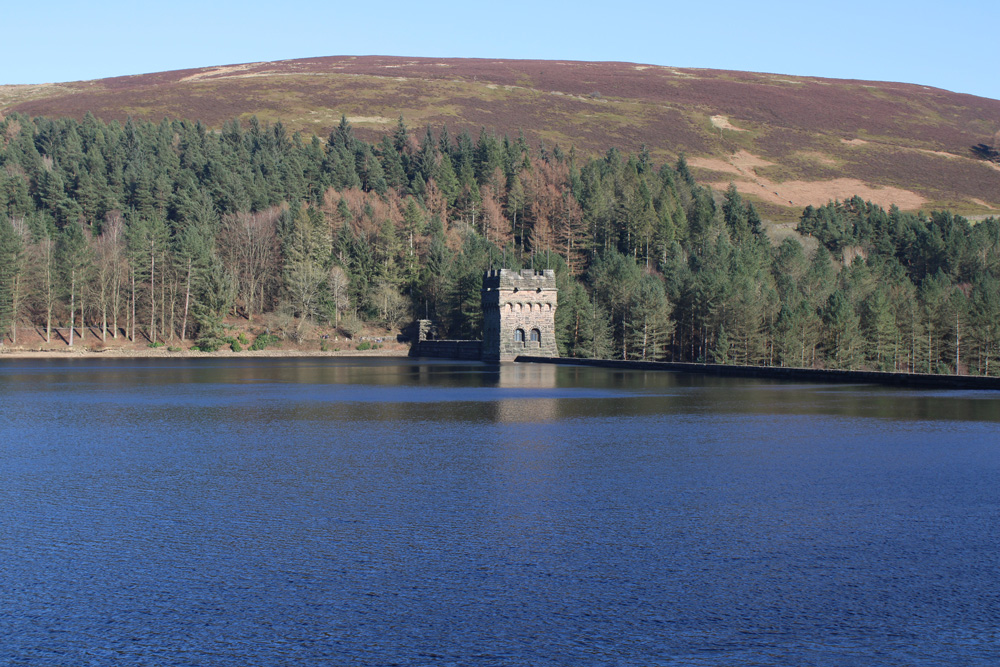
xmin=2 ymin=56 xmax=999 ymax=219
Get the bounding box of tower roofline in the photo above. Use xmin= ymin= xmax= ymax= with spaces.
xmin=482 ymin=268 xmax=556 ymax=291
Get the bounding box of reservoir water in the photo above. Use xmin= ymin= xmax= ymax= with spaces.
xmin=1 ymin=357 xmax=998 ymax=665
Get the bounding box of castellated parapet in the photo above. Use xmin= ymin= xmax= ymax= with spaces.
xmin=482 ymin=269 xmax=559 ymax=362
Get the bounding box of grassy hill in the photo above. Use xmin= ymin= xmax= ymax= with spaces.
xmin=3 ymin=56 xmax=999 ymax=220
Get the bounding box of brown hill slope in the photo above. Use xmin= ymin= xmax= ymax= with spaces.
xmin=3 ymin=56 xmax=999 ymax=218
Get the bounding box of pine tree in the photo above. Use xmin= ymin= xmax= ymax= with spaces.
xmin=284 ymin=205 xmax=331 ymax=330
xmin=823 ymin=289 xmax=863 ymax=369
xmin=628 ymin=274 xmax=674 ymax=360
xmin=378 ymin=135 xmax=406 ymax=191
xmin=0 ymin=216 xmax=24 ymax=343
xmin=969 ymin=272 xmax=1000 ymax=375
xmin=861 ymin=286 xmax=898 ymax=370
xmin=436 ymin=153 xmax=460 ymax=205
xmin=589 ymin=250 xmax=642 ymax=359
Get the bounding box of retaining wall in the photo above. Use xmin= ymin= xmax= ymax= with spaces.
xmin=515 ymin=356 xmax=1000 ymax=390
xmin=410 ymin=340 xmax=483 ymax=360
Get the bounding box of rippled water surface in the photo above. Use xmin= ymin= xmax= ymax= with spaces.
xmin=2 ymin=358 xmax=999 ymax=665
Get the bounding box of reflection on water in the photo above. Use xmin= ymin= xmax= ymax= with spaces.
xmin=492 ymin=363 xmax=560 ymax=422
xmin=1 ymin=358 xmax=999 ymax=666
xmin=4 ymin=357 xmax=999 ymax=423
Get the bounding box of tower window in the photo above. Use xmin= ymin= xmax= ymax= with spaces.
xmin=530 ymin=329 xmax=541 ymax=342
xmin=514 ymin=329 xmax=525 ymax=343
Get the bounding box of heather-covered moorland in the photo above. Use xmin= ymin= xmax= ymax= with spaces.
xmin=3 ymin=56 xmax=999 ymax=217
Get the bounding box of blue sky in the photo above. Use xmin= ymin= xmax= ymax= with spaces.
xmin=3 ymin=0 xmax=998 ymax=101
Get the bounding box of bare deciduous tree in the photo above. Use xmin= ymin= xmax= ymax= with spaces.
xmin=218 ymin=208 xmax=280 ymax=321
xmin=93 ymin=214 xmax=126 ymax=341
xmin=375 ymin=280 xmax=409 ymax=329
xmin=328 ymin=264 xmax=350 ymax=327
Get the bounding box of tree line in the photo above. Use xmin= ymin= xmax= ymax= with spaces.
xmin=0 ymin=112 xmax=998 ymax=373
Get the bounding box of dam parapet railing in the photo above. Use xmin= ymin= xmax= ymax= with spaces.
xmin=515 ymin=356 xmax=1000 ymax=390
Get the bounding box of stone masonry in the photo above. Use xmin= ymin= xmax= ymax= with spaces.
xmin=481 ymin=269 xmax=559 ymax=362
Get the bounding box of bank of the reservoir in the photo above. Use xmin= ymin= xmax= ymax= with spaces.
xmin=516 ymin=356 xmax=1000 ymax=390
xmin=0 ymin=347 xmax=410 ymax=360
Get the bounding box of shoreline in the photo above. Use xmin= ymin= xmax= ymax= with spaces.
xmin=0 ymin=346 xmax=411 ymax=360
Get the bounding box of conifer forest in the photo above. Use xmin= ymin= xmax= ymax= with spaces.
xmin=1 ymin=112 xmax=999 ymax=374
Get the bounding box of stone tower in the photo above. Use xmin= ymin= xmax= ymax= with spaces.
xmin=481 ymin=269 xmax=559 ymax=362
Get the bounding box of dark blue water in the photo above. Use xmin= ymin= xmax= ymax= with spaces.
xmin=1 ymin=358 xmax=999 ymax=666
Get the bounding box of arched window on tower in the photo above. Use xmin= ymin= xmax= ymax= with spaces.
xmin=514 ymin=329 xmax=525 ymax=343
xmin=530 ymin=328 xmax=541 ymax=343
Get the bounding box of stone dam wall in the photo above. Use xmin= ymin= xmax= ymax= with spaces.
xmin=516 ymin=356 xmax=1000 ymax=390
xmin=409 ymin=340 xmax=483 ymax=360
